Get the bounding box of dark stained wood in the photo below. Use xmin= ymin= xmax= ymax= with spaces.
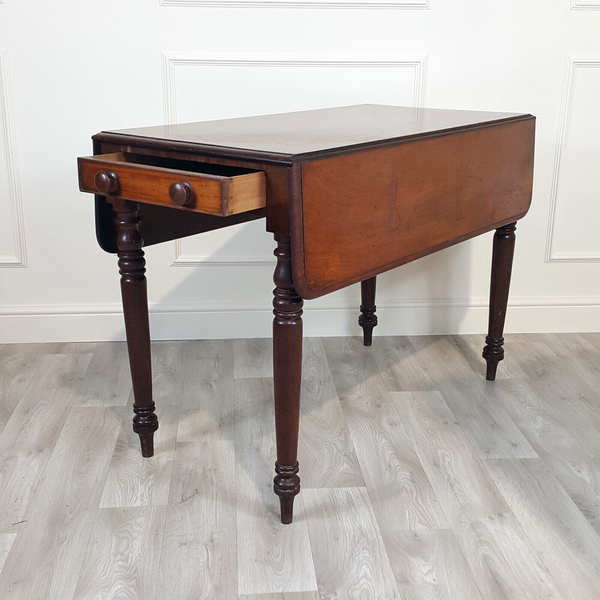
xmin=483 ymin=223 xmax=517 ymax=381
xmin=94 ymin=169 xmax=119 ymax=195
xmin=95 ymin=197 xmax=264 ymax=254
xmin=104 ymin=104 xmax=532 ymax=161
xmin=79 ymin=104 xmax=536 ymax=524
xmin=168 ymin=180 xmax=194 ymax=207
xmin=292 ymin=118 xmax=535 ymax=300
xmin=359 ymin=277 xmax=378 ymax=346
xmin=272 ymin=234 xmax=303 ymax=524
xmin=113 ymin=199 xmax=158 ymax=457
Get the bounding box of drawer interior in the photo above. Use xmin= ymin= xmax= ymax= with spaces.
xmin=99 ymin=152 xmax=260 ymax=178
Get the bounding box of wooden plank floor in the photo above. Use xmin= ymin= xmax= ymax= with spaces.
xmin=0 ymin=333 xmax=599 ymax=599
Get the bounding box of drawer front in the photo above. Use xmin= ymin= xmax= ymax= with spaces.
xmin=78 ymin=152 xmax=266 ymax=217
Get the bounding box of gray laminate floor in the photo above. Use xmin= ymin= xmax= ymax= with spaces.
xmin=0 ymin=333 xmax=599 ymax=599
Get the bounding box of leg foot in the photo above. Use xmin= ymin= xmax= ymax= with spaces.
xmin=114 ymin=199 xmax=159 ymax=455
xmin=483 ymin=223 xmax=517 ymax=381
xmin=484 ymin=348 xmax=501 ymax=381
xmin=274 ymin=461 xmax=301 ymax=524
xmin=138 ymin=432 xmax=155 ymax=458
xmin=272 ymin=234 xmax=303 ymax=524
xmin=359 ymin=276 xmax=377 ymax=346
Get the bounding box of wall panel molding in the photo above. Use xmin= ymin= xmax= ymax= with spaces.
xmin=571 ymin=0 xmax=600 ymax=10
xmin=162 ymin=52 xmax=428 ymax=266
xmin=162 ymin=53 xmax=428 ymax=125
xmin=0 ymin=49 xmax=27 ymax=267
xmin=160 ymin=0 xmax=429 ymax=9
xmin=546 ymin=56 xmax=600 ymax=263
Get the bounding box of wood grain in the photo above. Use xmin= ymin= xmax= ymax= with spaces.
xmin=323 ymin=337 xmax=447 ymax=531
xmin=234 ymin=378 xmax=317 ymax=596
xmin=0 ymin=343 xmax=48 ymax=435
xmin=293 ymin=119 xmax=534 ymax=299
xmin=450 ymin=333 xmax=529 ymax=382
xmin=156 ymin=440 xmax=237 ymax=600
xmin=238 ymin=593 xmax=320 ymax=600
xmin=0 ymin=532 xmax=17 ymax=575
xmin=107 ymin=104 xmax=530 ymax=160
xmin=233 ymin=338 xmax=273 ymax=379
xmin=73 ymin=506 xmax=166 ymax=600
xmin=393 ymin=390 xmax=564 ymax=600
xmin=370 ymin=335 xmax=436 ymax=392
xmin=0 ymin=406 xmax=124 ymax=599
xmin=410 ymin=336 xmax=537 ymax=459
xmin=78 ymin=152 xmax=266 ymax=216
xmin=487 ymin=372 xmax=600 ymax=536
xmin=537 ymin=333 xmax=600 ymax=410
xmin=381 ymin=529 xmax=484 ymax=600
xmin=485 ymin=458 xmax=600 ymax=600
xmin=580 ymin=332 xmax=600 ymax=353
xmin=73 ymin=342 xmax=131 ymax=407
xmin=297 ymin=337 xmax=364 ymax=489
xmin=303 ymin=487 xmax=401 ymax=600
xmin=506 ymin=339 xmax=600 ymax=453
xmin=176 ymin=339 xmax=235 ymax=442
xmin=100 ymin=342 xmax=182 ymax=508
xmin=1 ymin=336 xmax=598 ymax=599
xmin=0 ymin=353 xmax=92 ymax=533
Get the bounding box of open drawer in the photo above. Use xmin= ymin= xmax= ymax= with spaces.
xmin=78 ymin=152 xmax=266 ymax=217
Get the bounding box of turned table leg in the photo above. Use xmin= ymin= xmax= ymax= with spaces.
xmin=359 ymin=276 xmax=378 ymax=346
xmin=483 ymin=222 xmax=517 ymax=381
xmin=113 ymin=199 xmax=158 ymax=457
xmin=272 ymin=234 xmax=303 ymax=524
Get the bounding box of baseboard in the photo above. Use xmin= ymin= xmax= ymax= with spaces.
xmin=1 ymin=297 xmax=599 ymax=343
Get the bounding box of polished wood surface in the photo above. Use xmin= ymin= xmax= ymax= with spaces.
xmin=359 ymin=276 xmax=378 ymax=346
xmin=79 ymin=152 xmax=266 ymax=216
xmin=77 ymin=104 xmax=535 ymax=524
xmin=113 ymin=199 xmax=158 ymax=457
xmin=483 ymin=223 xmax=517 ymax=380
xmin=107 ymin=104 xmax=528 ymax=159
xmin=272 ymin=234 xmax=303 ymax=524
xmin=293 ymin=119 xmax=534 ymax=298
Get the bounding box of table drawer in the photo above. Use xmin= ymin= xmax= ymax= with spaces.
xmin=78 ymin=152 xmax=266 ymax=217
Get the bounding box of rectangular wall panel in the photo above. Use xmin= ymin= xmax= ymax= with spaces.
xmin=571 ymin=0 xmax=600 ymax=10
xmin=547 ymin=58 xmax=600 ymax=261
xmin=0 ymin=50 xmax=26 ymax=267
xmin=163 ymin=55 xmax=427 ymax=266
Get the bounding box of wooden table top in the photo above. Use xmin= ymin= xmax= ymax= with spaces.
xmin=87 ymin=104 xmax=535 ymax=300
xmin=105 ymin=104 xmax=531 ymax=161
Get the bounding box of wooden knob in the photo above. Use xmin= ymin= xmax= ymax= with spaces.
xmin=94 ymin=170 xmax=119 ymax=195
xmin=169 ymin=181 xmax=195 ymax=207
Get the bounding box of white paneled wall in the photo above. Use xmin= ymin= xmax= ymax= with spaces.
xmin=0 ymin=49 xmax=26 ymax=267
xmin=547 ymin=58 xmax=600 ymax=261
xmin=0 ymin=0 xmax=598 ymax=343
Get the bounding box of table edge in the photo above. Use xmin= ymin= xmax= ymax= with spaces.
xmin=92 ymin=113 xmax=534 ymax=165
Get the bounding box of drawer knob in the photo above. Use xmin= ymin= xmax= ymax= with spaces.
xmin=94 ymin=170 xmax=119 ymax=195
xmin=169 ymin=181 xmax=195 ymax=207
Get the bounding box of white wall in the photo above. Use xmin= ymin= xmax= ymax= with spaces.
xmin=0 ymin=0 xmax=599 ymax=343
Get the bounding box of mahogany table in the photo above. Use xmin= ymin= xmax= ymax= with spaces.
xmin=77 ymin=104 xmax=535 ymax=524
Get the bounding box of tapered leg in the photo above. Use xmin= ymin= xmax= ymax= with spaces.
xmin=113 ymin=199 xmax=158 ymax=457
xmin=358 ymin=276 xmax=378 ymax=346
xmin=483 ymin=222 xmax=517 ymax=381
xmin=272 ymin=234 xmax=303 ymax=524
